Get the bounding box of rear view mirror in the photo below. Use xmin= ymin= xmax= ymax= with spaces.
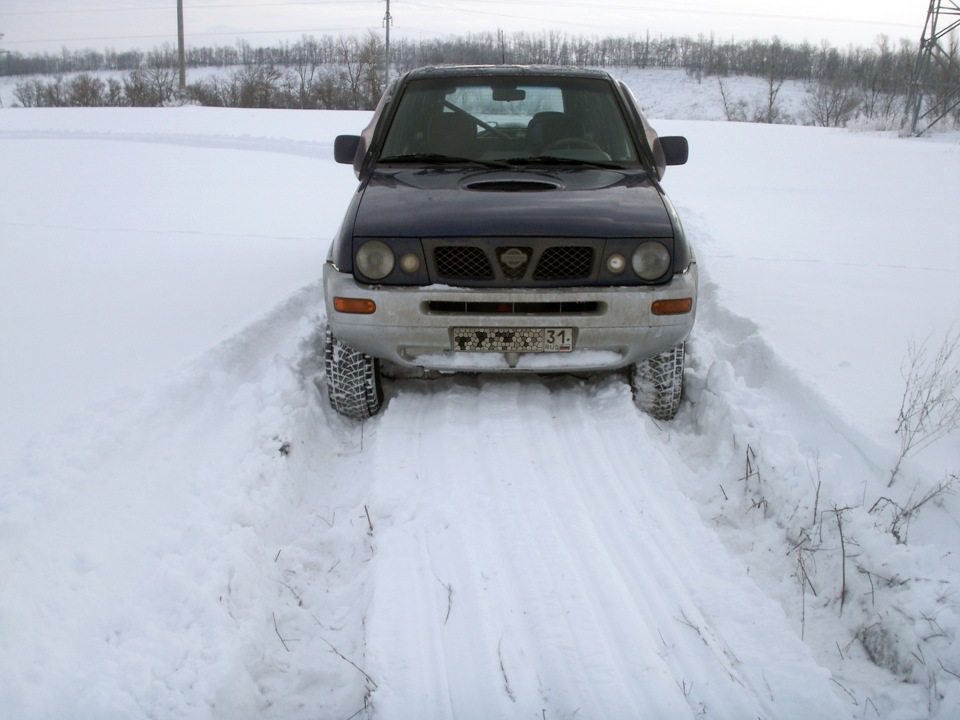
xmin=660 ymin=136 xmax=689 ymax=166
xmin=492 ymin=87 xmax=526 ymax=102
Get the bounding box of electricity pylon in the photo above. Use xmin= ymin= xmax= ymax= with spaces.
xmin=904 ymin=0 xmax=960 ymax=135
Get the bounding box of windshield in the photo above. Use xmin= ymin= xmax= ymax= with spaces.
xmin=378 ymin=75 xmax=640 ymax=167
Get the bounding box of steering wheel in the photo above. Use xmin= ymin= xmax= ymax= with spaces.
xmin=443 ymin=100 xmax=511 ymax=139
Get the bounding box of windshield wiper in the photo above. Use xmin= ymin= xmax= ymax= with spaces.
xmin=378 ymin=153 xmax=510 ymax=169
xmin=504 ymin=156 xmax=625 ymax=170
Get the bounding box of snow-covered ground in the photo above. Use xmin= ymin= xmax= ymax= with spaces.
xmin=1 ymin=73 xmax=959 ymax=719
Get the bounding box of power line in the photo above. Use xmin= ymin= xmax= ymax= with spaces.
xmin=0 ymin=0 xmax=917 ymax=28
xmin=0 ymin=1 xmax=381 ymax=47
xmin=403 ymin=0 xmax=917 ymax=30
xmin=0 ymin=1 xmax=374 ymax=17
xmin=1 ymin=27 xmax=375 ymax=46
xmin=0 ymin=0 xmax=919 ymax=49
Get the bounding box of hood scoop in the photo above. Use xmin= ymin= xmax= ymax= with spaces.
xmin=463 ymin=178 xmax=562 ymax=192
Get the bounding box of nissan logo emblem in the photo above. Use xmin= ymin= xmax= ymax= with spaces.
xmin=499 ymin=247 xmax=528 ymax=270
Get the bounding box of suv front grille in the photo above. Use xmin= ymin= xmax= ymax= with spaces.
xmin=426 ymin=239 xmax=603 ymax=287
xmin=533 ymin=246 xmax=593 ymax=280
xmin=434 ymin=246 xmax=494 ymax=280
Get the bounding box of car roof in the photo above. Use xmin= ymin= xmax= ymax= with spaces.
xmin=400 ymin=65 xmax=616 ymax=82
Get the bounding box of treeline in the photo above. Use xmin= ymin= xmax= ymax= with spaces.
xmin=4 ymin=28 xmax=949 ymax=128
xmin=10 ymin=33 xmax=387 ymax=110
xmin=0 ymin=29 xmax=919 ymax=81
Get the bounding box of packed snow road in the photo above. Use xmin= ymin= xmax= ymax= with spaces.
xmin=357 ymin=368 xmax=846 ymax=718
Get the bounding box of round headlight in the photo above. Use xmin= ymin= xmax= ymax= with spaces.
xmin=606 ymin=253 xmax=627 ymax=274
xmin=631 ymin=241 xmax=671 ymax=281
xmin=356 ymin=240 xmax=395 ymax=280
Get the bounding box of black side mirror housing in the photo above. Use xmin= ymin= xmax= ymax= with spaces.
xmin=334 ymin=135 xmax=362 ymax=165
xmin=659 ymin=136 xmax=689 ymax=166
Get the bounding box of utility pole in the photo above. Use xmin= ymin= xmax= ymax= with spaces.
xmin=904 ymin=0 xmax=960 ymax=135
xmin=0 ymin=34 xmax=8 ymax=108
xmin=177 ymin=0 xmax=186 ymax=92
xmin=383 ymin=0 xmax=392 ymax=84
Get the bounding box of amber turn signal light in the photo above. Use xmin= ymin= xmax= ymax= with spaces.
xmin=333 ymin=297 xmax=377 ymax=314
xmin=651 ymin=298 xmax=693 ymax=316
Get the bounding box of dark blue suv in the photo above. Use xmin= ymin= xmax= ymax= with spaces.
xmin=324 ymin=65 xmax=696 ymax=420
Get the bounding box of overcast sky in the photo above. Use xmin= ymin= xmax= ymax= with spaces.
xmin=0 ymin=1 xmax=929 ymax=55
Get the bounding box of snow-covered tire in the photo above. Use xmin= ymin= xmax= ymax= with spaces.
xmin=631 ymin=343 xmax=685 ymax=421
xmin=323 ymin=328 xmax=383 ymax=420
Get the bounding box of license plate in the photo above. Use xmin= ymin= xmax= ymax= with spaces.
xmin=452 ymin=327 xmax=574 ymax=353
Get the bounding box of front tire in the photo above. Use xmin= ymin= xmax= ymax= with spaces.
xmin=631 ymin=343 xmax=685 ymax=421
xmin=323 ymin=328 xmax=383 ymax=420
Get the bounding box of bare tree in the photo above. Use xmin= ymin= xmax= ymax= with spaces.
xmin=66 ymin=73 xmax=105 ymax=106
xmin=337 ymin=31 xmax=384 ymax=110
xmin=803 ymin=77 xmax=861 ymax=127
xmin=755 ymin=38 xmax=787 ymax=124
xmin=124 ymin=47 xmax=178 ymax=106
xmin=13 ymin=78 xmax=40 ymax=107
xmin=14 ymin=76 xmax=65 ymax=107
xmin=890 ymin=330 xmax=960 ymax=485
xmin=290 ymin=35 xmax=323 ymax=109
xmin=236 ymin=63 xmax=286 ymax=107
xmin=717 ymin=78 xmax=748 ymax=121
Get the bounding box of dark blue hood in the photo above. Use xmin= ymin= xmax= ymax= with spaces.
xmin=351 ymin=167 xmax=673 ymax=238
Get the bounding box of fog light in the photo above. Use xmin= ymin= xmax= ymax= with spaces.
xmin=606 ymin=253 xmax=627 ymax=273
xmin=399 ymin=252 xmax=421 ymax=273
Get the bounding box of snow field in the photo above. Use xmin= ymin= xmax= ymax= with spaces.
xmin=1 ymin=83 xmax=959 ymax=719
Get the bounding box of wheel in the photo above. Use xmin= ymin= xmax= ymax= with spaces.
xmin=323 ymin=328 xmax=383 ymax=420
xmin=631 ymin=343 xmax=685 ymax=421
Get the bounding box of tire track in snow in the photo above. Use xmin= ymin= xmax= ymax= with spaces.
xmin=357 ymin=371 xmax=851 ymax=718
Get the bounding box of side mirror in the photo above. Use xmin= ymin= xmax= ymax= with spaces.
xmin=660 ymin=136 xmax=689 ymax=166
xmin=334 ymin=135 xmax=362 ymax=165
